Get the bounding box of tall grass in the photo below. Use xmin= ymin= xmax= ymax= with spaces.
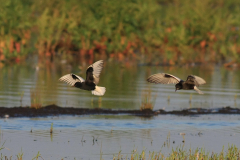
xmin=0 ymin=0 xmax=240 ymax=64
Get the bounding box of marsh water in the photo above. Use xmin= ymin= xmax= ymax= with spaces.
xmin=0 ymin=60 xmax=240 ymax=159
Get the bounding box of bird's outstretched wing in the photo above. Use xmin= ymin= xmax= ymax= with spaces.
xmin=86 ymin=60 xmax=104 ymax=84
xmin=186 ymin=75 xmax=206 ymax=86
xmin=147 ymin=73 xmax=181 ymax=84
xmin=59 ymin=74 xmax=85 ymax=86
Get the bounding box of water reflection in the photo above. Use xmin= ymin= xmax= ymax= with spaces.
xmin=0 ymin=62 xmax=239 ymax=110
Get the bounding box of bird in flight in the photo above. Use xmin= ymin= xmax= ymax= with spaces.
xmin=147 ymin=73 xmax=206 ymax=94
xmin=59 ymin=60 xmax=106 ymax=96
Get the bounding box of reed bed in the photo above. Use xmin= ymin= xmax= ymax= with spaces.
xmin=0 ymin=0 xmax=240 ymax=65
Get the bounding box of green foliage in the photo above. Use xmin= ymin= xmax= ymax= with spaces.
xmin=0 ymin=0 xmax=240 ymax=63
xmin=0 ymin=0 xmax=33 ymax=61
xmin=32 ymin=151 xmax=41 ymax=160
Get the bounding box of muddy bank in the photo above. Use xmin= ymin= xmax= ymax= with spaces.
xmin=0 ymin=105 xmax=240 ymax=118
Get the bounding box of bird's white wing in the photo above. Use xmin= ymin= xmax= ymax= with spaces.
xmin=87 ymin=60 xmax=104 ymax=78
xmin=86 ymin=60 xmax=104 ymax=84
xmin=59 ymin=74 xmax=85 ymax=86
xmin=147 ymin=73 xmax=181 ymax=84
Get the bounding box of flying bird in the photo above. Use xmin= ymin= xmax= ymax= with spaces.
xmin=59 ymin=60 xmax=106 ymax=96
xmin=147 ymin=73 xmax=206 ymax=94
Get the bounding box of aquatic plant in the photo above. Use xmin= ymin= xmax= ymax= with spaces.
xmin=50 ymin=123 xmax=53 ymax=134
xmin=17 ymin=149 xmax=23 ymax=160
xmin=30 ymin=89 xmax=42 ymax=109
xmin=19 ymin=91 xmax=24 ymax=107
xmin=0 ymin=142 xmax=5 ymax=151
xmin=140 ymin=89 xmax=157 ymax=111
xmin=113 ymin=150 xmax=123 ymax=160
xmin=100 ymin=142 xmax=103 ymax=160
xmin=32 ymin=151 xmax=42 ymax=160
xmin=0 ymin=144 xmax=240 ymax=159
xmin=119 ymin=144 xmax=240 ymax=160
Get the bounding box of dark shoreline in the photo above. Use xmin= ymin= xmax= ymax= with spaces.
xmin=0 ymin=105 xmax=239 ymax=118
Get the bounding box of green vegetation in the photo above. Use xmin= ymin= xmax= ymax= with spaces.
xmin=1 ymin=144 xmax=240 ymax=159
xmin=50 ymin=122 xmax=53 ymax=134
xmin=0 ymin=0 xmax=240 ymax=64
xmin=30 ymin=89 xmax=42 ymax=109
xmin=140 ymin=89 xmax=157 ymax=111
xmin=32 ymin=151 xmax=42 ymax=160
xmin=115 ymin=145 xmax=240 ymax=160
xmin=17 ymin=149 xmax=23 ymax=160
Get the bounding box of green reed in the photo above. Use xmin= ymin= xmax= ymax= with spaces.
xmin=0 ymin=0 xmax=240 ymax=64
xmin=17 ymin=149 xmax=23 ymax=160
xmin=50 ymin=123 xmax=53 ymax=134
xmin=118 ymin=144 xmax=240 ymax=160
xmin=140 ymin=89 xmax=157 ymax=111
xmin=30 ymin=89 xmax=42 ymax=109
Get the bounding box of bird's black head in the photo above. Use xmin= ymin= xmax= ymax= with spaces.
xmin=175 ymin=83 xmax=182 ymax=92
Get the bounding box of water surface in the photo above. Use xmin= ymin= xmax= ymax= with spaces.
xmin=0 ymin=61 xmax=240 ymax=159
xmin=0 ymin=62 xmax=239 ymax=110
xmin=1 ymin=114 xmax=240 ymax=159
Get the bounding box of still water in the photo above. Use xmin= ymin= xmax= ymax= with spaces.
xmin=0 ymin=61 xmax=239 ymax=110
xmin=0 ymin=61 xmax=240 ymax=159
xmin=1 ymin=115 xmax=240 ymax=159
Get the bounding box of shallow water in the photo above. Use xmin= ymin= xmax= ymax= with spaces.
xmin=1 ymin=114 xmax=240 ymax=159
xmin=0 ymin=61 xmax=240 ymax=159
xmin=0 ymin=62 xmax=239 ymax=110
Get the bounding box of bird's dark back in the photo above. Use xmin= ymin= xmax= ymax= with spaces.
xmin=86 ymin=67 xmax=94 ymax=84
xmin=182 ymin=81 xmax=195 ymax=90
xmin=74 ymin=82 xmax=95 ymax=91
xmin=82 ymin=82 xmax=95 ymax=91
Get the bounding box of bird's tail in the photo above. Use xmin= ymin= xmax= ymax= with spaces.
xmin=194 ymin=86 xmax=204 ymax=94
xmin=91 ymin=86 xmax=106 ymax=96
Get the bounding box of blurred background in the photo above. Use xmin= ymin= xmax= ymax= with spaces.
xmin=0 ymin=0 xmax=240 ymax=65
